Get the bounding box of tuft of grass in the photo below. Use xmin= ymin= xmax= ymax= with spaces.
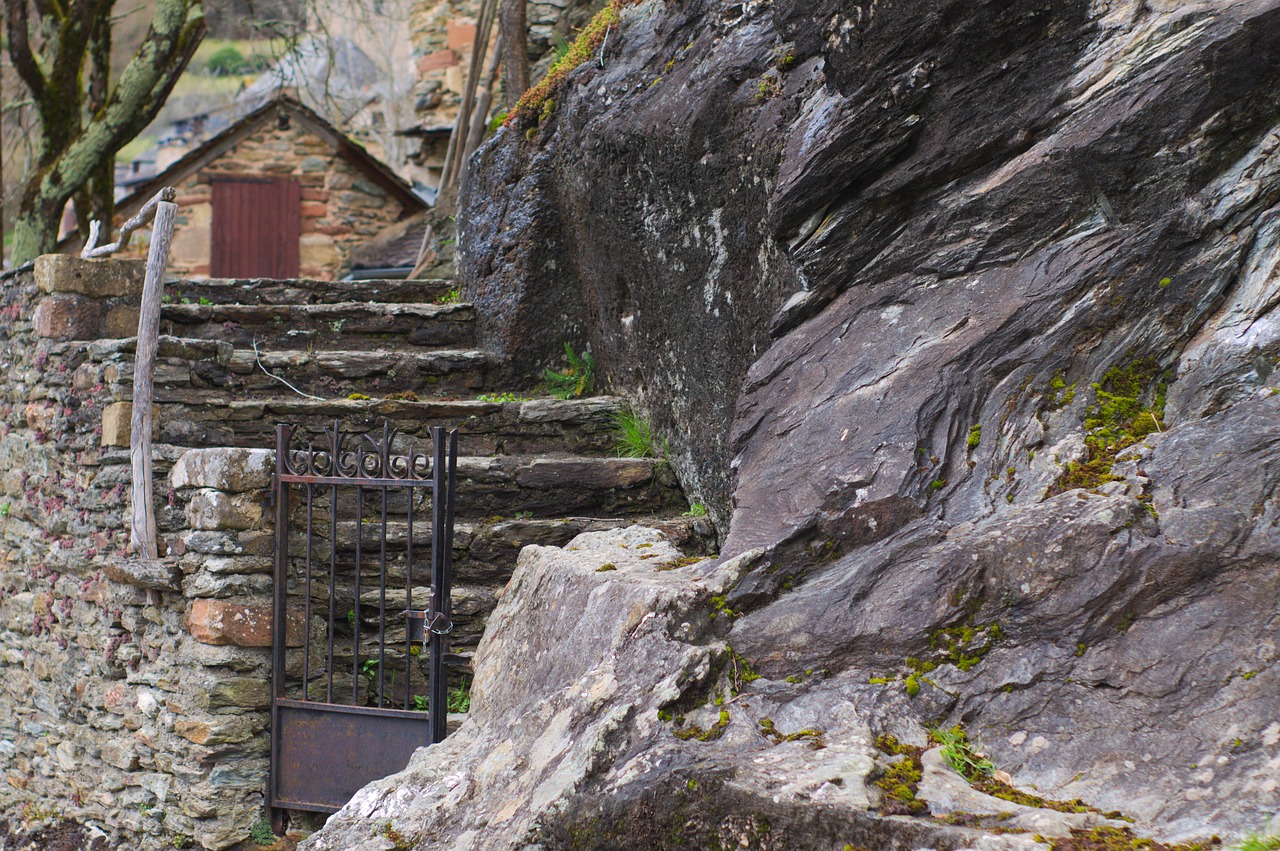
xmin=930 ymin=724 xmax=994 ymax=781
xmin=249 ymin=820 xmax=275 ymax=846
xmin=436 ymin=287 xmax=461 ymax=305
xmin=507 ymin=0 xmax=641 ymax=128
xmin=1237 ymin=832 xmax=1280 ymax=851
xmin=448 ymin=676 xmax=471 ymax=714
xmin=612 ymin=407 xmax=665 ymax=458
xmin=543 ymin=343 xmax=595 ymax=399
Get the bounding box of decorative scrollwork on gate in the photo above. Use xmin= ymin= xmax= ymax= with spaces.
xmin=278 ymin=420 xmax=433 ymax=483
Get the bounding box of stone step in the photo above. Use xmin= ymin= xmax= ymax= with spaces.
xmin=165 ymin=277 xmax=456 ymax=306
xmin=157 ymin=301 xmax=474 ymax=349
xmin=279 ymin=515 xmax=705 ymax=587
xmin=101 ymin=348 xmax=491 ymax=399
xmin=154 ymin=397 xmax=625 ymax=457
xmin=277 ymin=516 xmax=709 ymax=653
xmin=277 ymin=453 xmax=683 ymax=517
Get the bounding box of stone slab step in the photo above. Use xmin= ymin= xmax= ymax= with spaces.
xmin=154 ymin=397 xmax=625 ymax=457
xmin=166 ymin=277 xmax=455 ymax=306
xmin=158 ymin=301 xmax=474 ymax=349
xmin=87 ymin=335 xmax=234 ymax=365
xmin=165 ymin=448 xmax=680 ymax=516
xmin=101 ymin=348 xmax=491 ymax=399
xmin=279 ymin=516 xmax=709 ymax=651
xmin=292 ymin=515 xmax=706 ymax=586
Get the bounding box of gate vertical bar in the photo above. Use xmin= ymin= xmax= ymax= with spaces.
xmin=270 ymin=424 xmax=290 ymax=829
xmin=404 ymin=469 xmax=414 ymax=710
xmin=428 ymin=428 xmax=448 ymax=744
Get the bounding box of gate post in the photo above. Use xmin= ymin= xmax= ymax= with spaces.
xmin=270 ymin=424 xmax=290 ymax=833
xmin=428 ymin=427 xmax=458 ymax=744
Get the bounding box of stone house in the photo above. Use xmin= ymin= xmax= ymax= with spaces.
xmin=113 ymin=97 xmax=427 ymax=280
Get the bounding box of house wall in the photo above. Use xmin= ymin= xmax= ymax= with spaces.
xmin=162 ymin=120 xmax=410 ymax=281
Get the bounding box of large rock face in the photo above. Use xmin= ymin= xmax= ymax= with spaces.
xmin=323 ymin=0 xmax=1280 ymax=844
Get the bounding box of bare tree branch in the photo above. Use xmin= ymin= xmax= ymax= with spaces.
xmin=6 ymin=2 xmax=49 ymax=103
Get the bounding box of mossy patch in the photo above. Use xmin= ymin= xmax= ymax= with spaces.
xmin=757 ymin=718 xmax=825 ymax=749
xmin=872 ymin=735 xmax=927 ymax=816
xmin=1042 ymin=826 xmax=1219 ymax=851
xmin=1048 ymin=358 xmax=1166 ymax=496
xmin=507 ymin=0 xmax=641 ymax=128
xmin=672 ymin=708 xmax=731 ymax=742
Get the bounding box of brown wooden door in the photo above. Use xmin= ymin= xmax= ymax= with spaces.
xmin=211 ymin=177 xmax=301 ymax=278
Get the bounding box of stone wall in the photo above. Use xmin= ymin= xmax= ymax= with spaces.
xmin=160 ymin=119 xmax=410 ymax=281
xmin=408 ymin=0 xmax=600 ymax=137
xmin=0 ymin=257 xmax=291 ymax=850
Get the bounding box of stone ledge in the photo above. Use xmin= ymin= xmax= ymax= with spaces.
xmin=171 ymin=448 xmax=274 ymax=492
xmin=101 ymin=556 xmax=183 ymax=591
xmin=34 ymin=254 xmax=145 ymax=298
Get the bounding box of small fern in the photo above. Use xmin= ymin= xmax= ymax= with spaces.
xmin=544 ymin=343 xmax=595 ymax=399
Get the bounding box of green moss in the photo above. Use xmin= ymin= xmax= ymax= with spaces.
xmin=930 ymin=478 xmax=949 ymax=492
xmin=1049 ymin=358 xmax=1167 ymax=496
xmin=872 ymin=743 xmax=927 ymax=816
xmin=595 ymin=563 xmax=617 ymax=572
xmin=508 ymin=1 xmax=641 ymax=128
xmin=925 ymin=619 xmax=1004 ymax=672
xmin=1159 ymin=277 xmax=1173 ymax=288
xmin=904 ymin=673 xmax=921 ymax=697
xmin=1047 ymin=373 xmax=1078 ymax=410
xmin=660 ymin=555 xmax=707 ymax=572
xmin=708 ymin=595 xmax=740 ymax=619
xmin=758 ymin=718 xmax=826 ymax=749
xmin=673 ymin=709 xmax=731 ymax=742
xmin=868 ymin=674 xmax=895 ymax=685
xmin=974 ymin=778 xmax=1095 ymax=814
xmin=967 ymin=424 xmax=982 ymax=448
xmin=1043 ymin=825 xmax=1219 ymax=850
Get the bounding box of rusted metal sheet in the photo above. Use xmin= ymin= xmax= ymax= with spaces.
xmin=272 ymin=700 xmax=432 ymax=812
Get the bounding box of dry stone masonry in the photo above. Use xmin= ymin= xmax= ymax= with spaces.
xmin=0 ymin=255 xmax=707 ymax=849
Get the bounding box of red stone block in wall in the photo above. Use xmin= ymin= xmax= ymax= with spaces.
xmin=33 ymin=294 xmax=101 ymax=340
xmin=419 ymin=49 xmax=459 ymax=73
xmin=447 ymin=21 xmax=477 ymax=51
xmin=187 ymin=599 xmax=306 ymax=647
xmin=300 ymin=201 xmax=329 ymax=218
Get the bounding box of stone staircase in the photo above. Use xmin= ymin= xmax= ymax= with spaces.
xmin=78 ymin=275 xmax=710 ymax=665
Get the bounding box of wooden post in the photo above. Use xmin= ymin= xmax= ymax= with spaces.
xmin=500 ymin=0 xmax=529 ymax=109
xmin=129 ymin=200 xmax=178 ymax=558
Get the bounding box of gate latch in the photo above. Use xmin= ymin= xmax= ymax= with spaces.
xmin=402 ymin=609 xmax=453 ymax=650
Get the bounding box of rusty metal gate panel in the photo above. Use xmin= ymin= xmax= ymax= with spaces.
xmin=270 ymin=421 xmax=457 ymax=818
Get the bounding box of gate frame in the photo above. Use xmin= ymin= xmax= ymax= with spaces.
xmin=269 ymin=421 xmax=457 ymax=826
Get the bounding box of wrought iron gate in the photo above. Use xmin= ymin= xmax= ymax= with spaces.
xmin=269 ymin=421 xmax=457 ymax=819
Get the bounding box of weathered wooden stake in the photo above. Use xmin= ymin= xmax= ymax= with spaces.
xmin=129 ymin=199 xmax=178 ymax=559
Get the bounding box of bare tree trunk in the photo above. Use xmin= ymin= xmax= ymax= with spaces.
xmin=5 ymin=0 xmax=205 ymax=263
xmin=500 ymin=0 xmax=529 ymax=109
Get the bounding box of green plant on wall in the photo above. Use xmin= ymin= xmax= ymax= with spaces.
xmin=544 ymin=343 xmax=595 ymax=399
